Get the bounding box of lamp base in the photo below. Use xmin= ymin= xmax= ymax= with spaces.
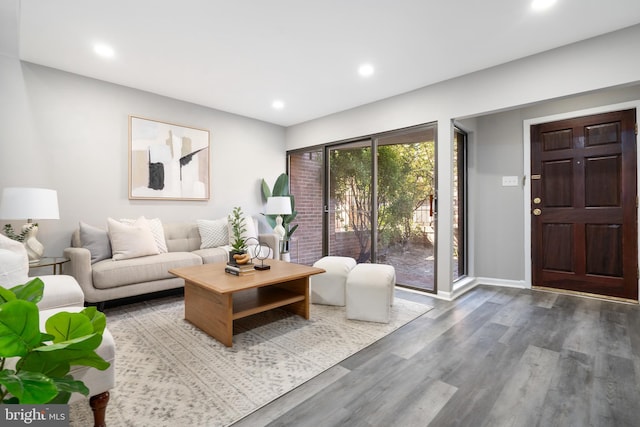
xmin=22 ymin=223 xmax=44 ymax=263
xmin=254 ymin=265 xmax=271 ymax=270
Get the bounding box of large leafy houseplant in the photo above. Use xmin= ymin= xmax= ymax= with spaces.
xmin=261 ymin=173 xmax=298 ymax=243
xmin=0 ymin=278 xmax=110 ymax=404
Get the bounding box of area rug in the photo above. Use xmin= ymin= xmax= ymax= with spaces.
xmin=69 ymin=295 xmax=432 ymax=426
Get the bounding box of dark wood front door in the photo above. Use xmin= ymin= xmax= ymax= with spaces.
xmin=531 ymin=109 xmax=638 ymax=300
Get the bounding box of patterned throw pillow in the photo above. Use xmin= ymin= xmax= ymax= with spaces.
xmin=197 ymin=218 xmax=229 ymax=249
xmin=120 ymin=217 xmax=168 ymax=253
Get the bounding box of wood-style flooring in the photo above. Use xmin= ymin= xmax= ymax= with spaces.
xmin=232 ymin=285 xmax=640 ymax=427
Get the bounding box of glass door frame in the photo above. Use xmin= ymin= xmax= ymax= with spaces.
xmin=323 ymin=138 xmax=374 ymax=262
xmin=453 ymin=125 xmax=468 ymax=281
xmin=318 ymin=123 xmax=438 ymax=293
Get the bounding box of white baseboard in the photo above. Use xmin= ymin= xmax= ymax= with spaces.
xmin=435 ymin=276 xmax=528 ymax=301
xmin=474 ymin=277 xmax=528 ymax=289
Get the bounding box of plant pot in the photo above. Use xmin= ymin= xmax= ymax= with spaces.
xmin=229 ymin=250 xmax=246 ymax=265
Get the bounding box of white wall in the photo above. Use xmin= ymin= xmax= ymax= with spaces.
xmin=285 ymin=24 xmax=640 ymax=297
xmin=0 ymin=57 xmax=286 ymax=258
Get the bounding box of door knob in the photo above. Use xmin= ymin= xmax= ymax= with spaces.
xmin=533 ymin=208 xmax=542 ymax=216
xmin=533 ymin=197 xmax=541 ymax=204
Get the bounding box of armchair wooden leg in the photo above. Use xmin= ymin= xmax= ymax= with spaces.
xmin=89 ymin=391 xmax=110 ymax=427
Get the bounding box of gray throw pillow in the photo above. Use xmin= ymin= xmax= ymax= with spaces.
xmin=79 ymin=221 xmax=112 ymax=263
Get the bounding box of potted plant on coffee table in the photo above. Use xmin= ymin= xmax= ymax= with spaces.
xmin=228 ymin=206 xmax=250 ymax=265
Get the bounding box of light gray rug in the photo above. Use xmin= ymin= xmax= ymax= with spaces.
xmin=70 ymin=295 xmax=432 ymax=426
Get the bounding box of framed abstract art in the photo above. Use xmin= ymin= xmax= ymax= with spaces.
xmin=129 ymin=116 xmax=210 ymax=200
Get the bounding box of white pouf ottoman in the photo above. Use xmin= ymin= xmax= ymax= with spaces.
xmin=346 ymin=263 xmax=395 ymax=323
xmin=310 ymin=256 xmax=357 ymax=306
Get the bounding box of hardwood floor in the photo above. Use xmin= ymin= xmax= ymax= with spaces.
xmin=232 ymin=285 xmax=640 ymax=427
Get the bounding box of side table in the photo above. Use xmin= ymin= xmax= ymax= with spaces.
xmin=29 ymin=257 xmax=70 ymax=275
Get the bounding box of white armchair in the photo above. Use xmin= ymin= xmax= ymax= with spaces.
xmin=0 ymin=234 xmax=115 ymax=427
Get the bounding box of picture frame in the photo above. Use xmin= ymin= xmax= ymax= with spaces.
xmin=129 ymin=116 xmax=210 ymax=200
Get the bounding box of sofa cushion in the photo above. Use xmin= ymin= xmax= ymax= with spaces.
xmin=197 ymin=218 xmax=229 ymax=248
xmin=79 ymin=221 xmax=112 ymax=263
xmin=192 ymin=246 xmax=229 ymax=264
xmin=108 ymin=217 xmax=160 ymax=260
xmin=92 ymin=252 xmax=202 ymax=289
xmin=164 ymin=223 xmax=202 ymax=253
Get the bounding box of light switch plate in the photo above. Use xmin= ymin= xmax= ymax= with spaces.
xmin=502 ymin=176 xmax=519 ymax=186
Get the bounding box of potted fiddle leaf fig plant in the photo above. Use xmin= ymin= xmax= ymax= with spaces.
xmin=0 ymin=278 xmax=110 ymax=404
xmin=228 ymin=206 xmax=249 ymax=265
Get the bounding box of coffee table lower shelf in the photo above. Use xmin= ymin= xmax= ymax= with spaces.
xmin=184 ymin=280 xmax=309 ymax=347
xmin=232 ymin=287 xmax=306 ymax=319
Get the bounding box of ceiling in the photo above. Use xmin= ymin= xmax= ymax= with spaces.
xmin=14 ymin=0 xmax=640 ymax=126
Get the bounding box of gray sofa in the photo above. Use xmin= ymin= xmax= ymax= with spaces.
xmin=63 ymin=221 xmax=279 ymax=307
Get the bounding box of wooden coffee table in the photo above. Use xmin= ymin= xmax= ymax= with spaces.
xmin=169 ymin=259 xmax=325 ymax=347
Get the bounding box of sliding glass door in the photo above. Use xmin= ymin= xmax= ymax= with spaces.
xmin=288 ymin=123 xmax=438 ymax=292
xmin=375 ymin=128 xmax=436 ymax=291
xmin=327 ymin=140 xmax=373 ymax=262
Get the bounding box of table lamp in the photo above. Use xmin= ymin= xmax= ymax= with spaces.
xmin=0 ymin=187 xmax=60 ymax=263
xmin=265 ymin=196 xmax=292 ymax=241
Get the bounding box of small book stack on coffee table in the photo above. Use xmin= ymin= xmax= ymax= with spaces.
xmin=225 ymin=262 xmax=255 ymax=276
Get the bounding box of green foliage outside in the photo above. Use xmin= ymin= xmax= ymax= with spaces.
xmin=0 ymin=278 xmax=110 ymax=404
xmin=329 ymin=142 xmax=434 ymax=262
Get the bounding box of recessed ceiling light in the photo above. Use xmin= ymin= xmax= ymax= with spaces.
xmin=358 ymin=63 xmax=375 ymax=77
xmin=531 ymin=0 xmax=556 ymax=11
xmin=272 ymin=100 xmax=285 ymax=110
xmin=94 ymin=43 xmax=115 ymax=58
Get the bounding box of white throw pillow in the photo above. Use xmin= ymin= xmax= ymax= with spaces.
xmin=120 ymin=217 xmax=168 ymax=253
xmin=108 ymin=217 xmax=160 ymax=260
xmin=0 ymin=234 xmax=29 ymax=287
xmin=197 ymin=218 xmax=229 ymax=249
xmin=228 ymin=215 xmax=258 ymax=246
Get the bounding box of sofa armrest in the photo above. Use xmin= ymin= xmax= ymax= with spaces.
xmin=63 ymin=247 xmax=95 ymax=299
xmin=37 ymin=275 xmax=85 ymax=309
xmin=258 ymin=233 xmax=280 ymax=260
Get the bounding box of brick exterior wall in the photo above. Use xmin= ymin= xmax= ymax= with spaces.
xmin=289 ymin=151 xmax=323 ymax=265
xmin=290 ymin=150 xmax=373 ymax=265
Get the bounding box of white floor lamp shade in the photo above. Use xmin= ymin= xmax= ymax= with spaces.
xmin=0 ymin=187 xmax=60 ymax=263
